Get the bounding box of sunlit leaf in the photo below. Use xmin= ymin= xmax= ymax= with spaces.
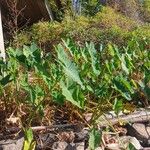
xmin=112 ymin=76 xmax=134 ymax=100
xmin=23 ymin=128 xmax=35 ymax=150
xmin=89 ymin=128 xmax=102 ymax=150
xmin=60 ymin=80 xmax=84 ymax=109
xmin=113 ymin=98 xmax=123 ymax=115
xmin=57 ymin=44 xmax=85 ymax=89
xmin=86 ymin=42 xmax=100 ymax=76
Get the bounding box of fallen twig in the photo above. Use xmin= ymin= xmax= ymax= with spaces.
xmin=6 ymin=109 xmax=150 ymax=133
xmin=6 ymin=124 xmax=77 ymax=132
xmin=85 ymin=109 xmax=150 ymax=127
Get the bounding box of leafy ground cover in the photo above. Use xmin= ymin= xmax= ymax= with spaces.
xmin=0 ymin=36 xmax=150 ymax=149
xmin=1 ymin=1 xmax=150 ymax=149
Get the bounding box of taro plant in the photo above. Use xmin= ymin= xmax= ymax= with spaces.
xmin=2 ymin=44 xmax=54 ymax=125
xmin=56 ymin=42 xmax=85 ymax=108
xmin=2 ymin=37 xmax=150 ymax=120
xmin=54 ymin=38 xmax=150 ymax=119
xmin=54 ymin=38 xmax=149 ymax=149
xmin=1 ymin=37 xmax=150 ymax=149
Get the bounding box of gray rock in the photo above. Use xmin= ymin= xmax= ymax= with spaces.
xmin=52 ymin=141 xmax=86 ymax=150
xmin=126 ymin=123 xmax=149 ymax=146
xmin=75 ymin=142 xmax=85 ymax=150
xmin=36 ymin=133 xmax=56 ymax=149
xmin=0 ymin=137 xmax=24 ymax=150
xmin=66 ymin=143 xmax=76 ymax=150
xmin=105 ymin=143 xmax=120 ymax=150
xmin=95 ymin=147 xmax=103 ymax=150
xmin=133 ymin=123 xmax=149 ymax=139
xmin=146 ymin=126 xmax=150 ymax=145
xmin=75 ymin=129 xmax=88 ymax=142
xmin=119 ymin=136 xmax=142 ymax=150
xmin=52 ymin=141 xmax=69 ymax=150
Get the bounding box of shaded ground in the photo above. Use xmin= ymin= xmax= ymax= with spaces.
xmin=1 ymin=108 xmax=150 ymax=150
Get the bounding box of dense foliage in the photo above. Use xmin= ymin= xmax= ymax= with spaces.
xmin=14 ymin=5 xmax=150 ymax=50
xmin=2 ymin=0 xmax=150 ymax=149
xmin=1 ymin=38 xmax=150 ymax=127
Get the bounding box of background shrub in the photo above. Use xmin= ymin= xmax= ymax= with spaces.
xmin=131 ymin=24 xmax=150 ymax=41
xmin=13 ymin=6 xmax=150 ymax=49
xmin=142 ymin=0 xmax=150 ymax=22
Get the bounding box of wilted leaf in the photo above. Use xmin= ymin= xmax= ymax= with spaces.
xmin=123 ymin=103 xmax=136 ymax=114
xmin=6 ymin=116 xmax=20 ymax=125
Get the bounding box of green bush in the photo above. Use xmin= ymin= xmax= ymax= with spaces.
xmin=94 ymin=6 xmax=137 ymax=30
xmin=131 ymin=24 xmax=150 ymax=41
xmin=13 ymin=30 xmax=31 ymax=47
xmin=31 ymin=21 xmax=63 ymax=46
xmin=2 ymin=38 xmax=150 ymax=127
xmin=142 ymin=0 xmax=150 ymax=22
xmin=13 ymin=6 xmax=150 ymax=49
xmin=61 ymin=16 xmax=91 ymax=44
xmin=99 ymin=26 xmax=130 ymax=45
xmin=92 ymin=6 xmax=137 ymax=45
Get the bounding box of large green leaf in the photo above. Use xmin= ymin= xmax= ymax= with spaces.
xmin=112 ymin=76 xmax=134 ymax=100
xmin=121 ymin=55 xmax=129 ymax=75
xmin=56 ymin=44 xmax=69 ymax=66
xmin=121 ymin=52 xmax=134 ymax=75
xmin=23 ymin=46 xmax=34 ymax=58
xmin=86 ymin=42 xmax=100 ymax=76
xmin=64 ymin=62 xmax=85 ymax=89
xmin=60 ymin=80 xmax=84 ymax=109
xmin=56 ymin=44 xmax=85 ymax=89
xmin=108 ymin=44 xmax=115 ymax=56
xmin=0 ymin=74 xmax=13 ymax=86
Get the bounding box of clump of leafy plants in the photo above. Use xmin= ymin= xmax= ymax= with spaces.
xmin=1 ymin=37 xmax=150 ymax=149
xmin=2 ymin=37 xmax=150 ymax=121
xmin=142 ymin=0 xmax=150 ymax=22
